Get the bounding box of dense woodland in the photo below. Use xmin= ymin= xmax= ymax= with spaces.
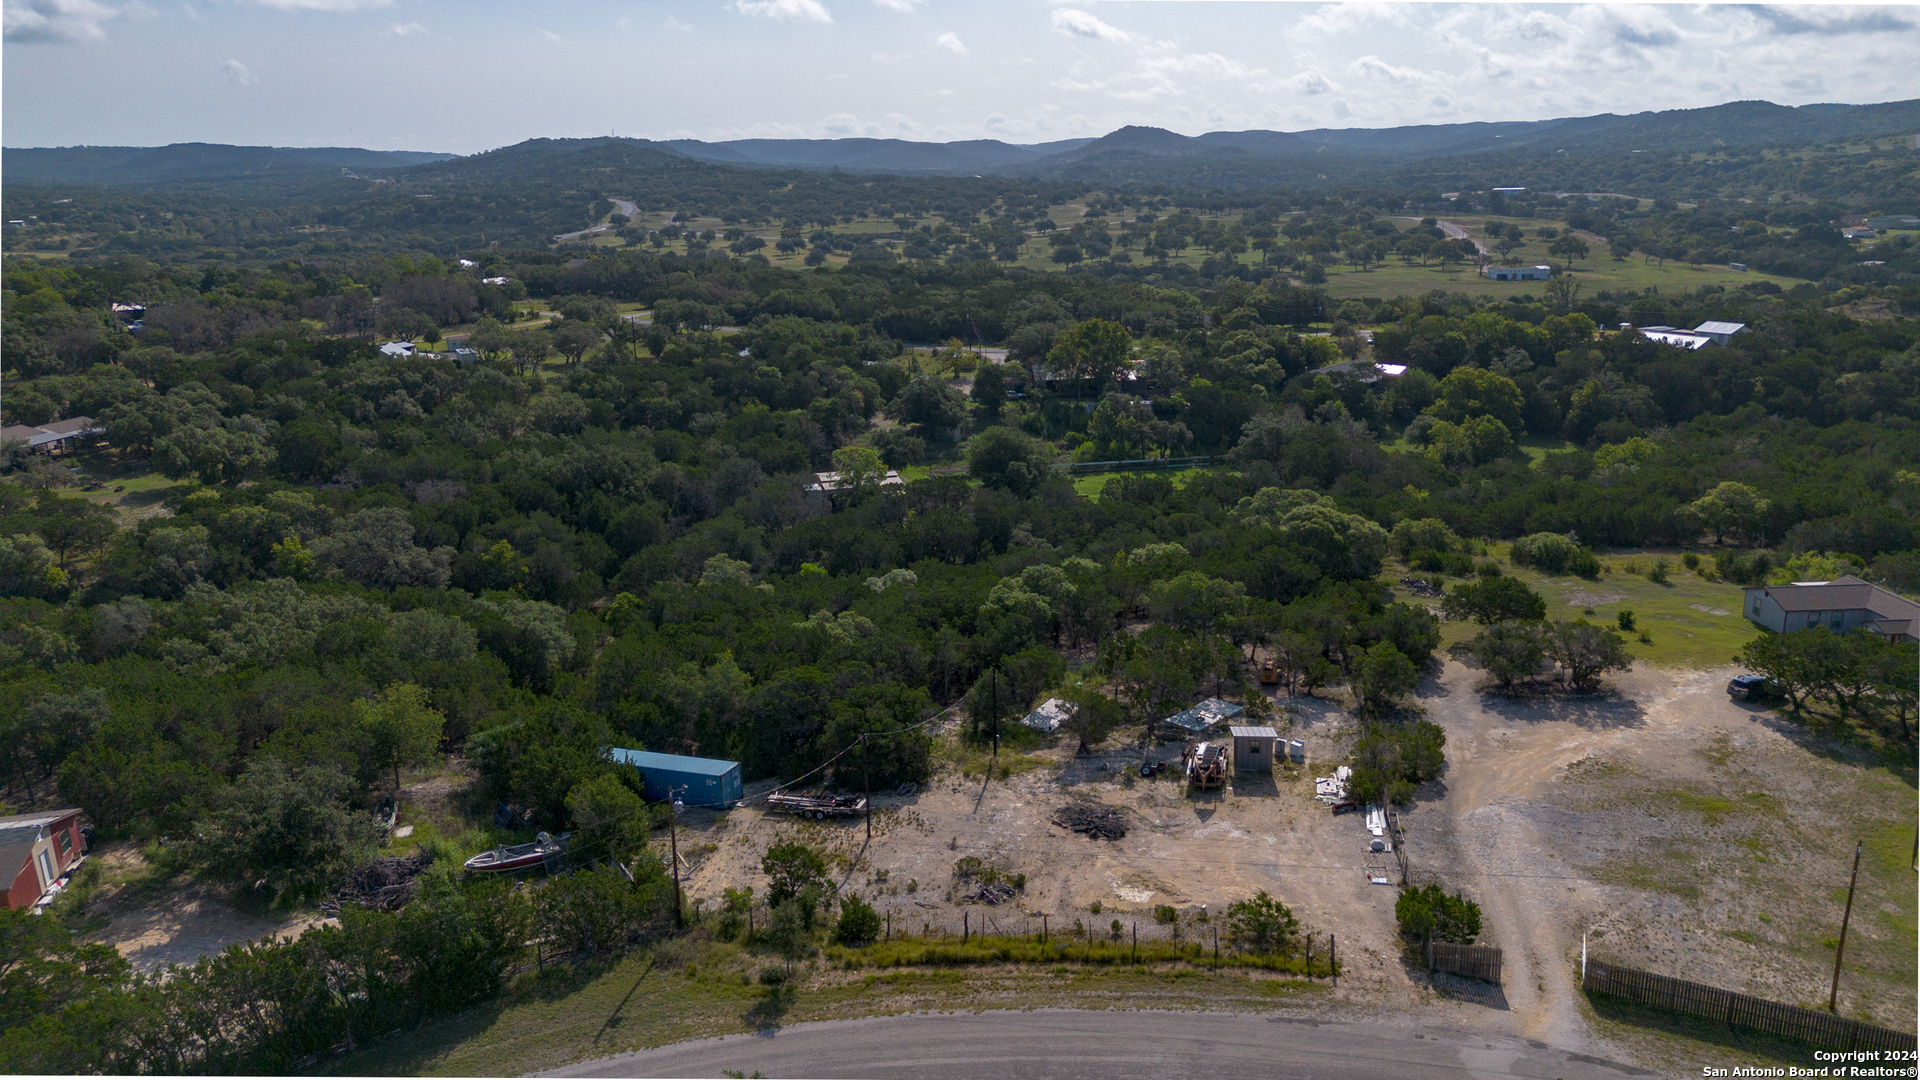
xmin=2 ymin=151 xmax=1917 ymax=1071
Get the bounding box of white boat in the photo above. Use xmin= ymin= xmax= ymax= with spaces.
xmin=464 ymin=831 xmax=562 ymax=873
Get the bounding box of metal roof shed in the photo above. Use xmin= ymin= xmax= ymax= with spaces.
xmin=607 ymin=748 xmax=743 ymax=809
xmin=1229 ymin=726 xmax=1278 ymax=771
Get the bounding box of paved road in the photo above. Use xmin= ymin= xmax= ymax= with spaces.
xmin=546 ymin=1009 xmax=1657 ymax=1080
xmin=557 ymin=197 xmax=639 ymax=241
xmin=1436 ymin=220 xmax=1489 ymax=256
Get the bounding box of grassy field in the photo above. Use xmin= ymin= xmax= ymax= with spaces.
xmin=326 ymin=937 xmax=1329 ymax=1077
xmin=1401 ymin=547 xmax=1760 ymax=669
xmin=1070 ymin=465 xmax=1219 ymax=499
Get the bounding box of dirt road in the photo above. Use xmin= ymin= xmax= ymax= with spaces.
xmin=547 ymin=1009 xmax=1655 ymax=1080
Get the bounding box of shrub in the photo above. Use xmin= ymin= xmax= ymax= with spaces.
xmin=1648 ymin=558 xmax=1671 ymax=585
xmin=833 ymin=894 xmax=882 ymax=946
xmin=1346 ymin=720 xmax=1446 ymax=805
xmin=1395 ymin=883 xmax=1482 ymax=949
xmin=1153 ymin=905 xmax=1178 ymax=925
xmin=1226 ymin=891 xmax=1300 ymax=955
xmin=1509 ymin=532 xmax=1600 ymax=578
xmin=1616 ymin=610 xmax=1635 ymax=632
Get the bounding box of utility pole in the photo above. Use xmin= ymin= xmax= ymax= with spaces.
xmin=990 ymin=668 xmax=999 ymax=758
xmin=864 ymin=734 xmax=872 ymax=842
xmin=1829 ymin=841 xmax=1862 ymax=1013
xmin=668 ymin=785 xmax=683 ymax=925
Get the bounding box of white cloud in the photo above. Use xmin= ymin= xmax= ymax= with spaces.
xmin=1350 ymin=55 xmax=1432 ymax=86
xmin=387 ymin=20 xmax=424 ymax=35
xmin=1291 ymin=71 xmax=1333 ymax=96
xmin=1750 ymin=5 xmax=1914 ymax=36
xmin=539 ymin=28 xmax=559 ymax=41
xmin=933 ymin=30 xmax=966 ymax=55
xmin=244 ymin=0 xmax=389 ymax=10
xmin=3 ymin=0 xmax=124 ymax=44
xmin=663 ymin=15 xmax=692 ymax=32
xmin=870 ymin=0 xmax=920 ymax=10
xmin=1051 ymin=8 xmax=1131 ymax=44
xmin=219 ymin=58 xmax=256 ymax=84
xmin=733 ymin=0 xmax=830 ymax=24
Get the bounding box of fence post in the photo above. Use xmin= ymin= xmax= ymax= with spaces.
xmin=885 ymin=911 xmax=890 ymax=942
xmin=1132 ymin=922 xmax=1137 ymax=964
xmin=964 ymin=910 xmax=969 ymax=944
xmin=1331 ymin=934 xmax=1337 ymax=984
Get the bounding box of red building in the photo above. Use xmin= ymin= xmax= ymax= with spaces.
xmin=1 ymin=809 xmax=87 ymax=911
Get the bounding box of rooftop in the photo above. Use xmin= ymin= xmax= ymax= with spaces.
xmin=1229 ymin=725 xmax=1278 ymax=739
xmin=606 ymin=747 xmax=739 ymax=776
xmin=1748 ymin=576 xmax=1920 ymax=619
xmin=0 ymin=808 xmax=82 ymax=832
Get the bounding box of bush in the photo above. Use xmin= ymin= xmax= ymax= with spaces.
xmin=1509 ymin=532 xmax=1600 ymax=578
xmin=1616 ymin=609 xmax=1635 ymax=632
xmin=1441 ymin=576 xmax=1546 ymax=625
xmin=1226 ymin=891 xmax=1300 ymax=955
xmin=1346 ymin=720 xmax=1446 ymax=806
xmin=1153 ymin=905 xmax=1178 ymax=925
xmin=833 ymin=893 xmax=882 ymax=946
xmin=1395 ymin=883 xmax=1482 ymax=949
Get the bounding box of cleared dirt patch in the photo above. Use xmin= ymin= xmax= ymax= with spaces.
xmin=78 ymin=844 xmax=330 ymax=974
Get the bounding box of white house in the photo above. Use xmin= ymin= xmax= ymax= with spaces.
xmin=378 ymin=341 xmax=416 ymax=359
xmin=1742 ymin=576 xmax=1918 ymax=642
xmin=1692 ymin=321 xmax=1747 ymax=345
xmin=1482 ymin=265 xmax=1552 ymax=281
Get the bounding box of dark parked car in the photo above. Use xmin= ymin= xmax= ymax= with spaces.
xmin=1330 ymin=800 xmax=1360 ymax=815
xmin=1727 ymin=673 xmax=1767 ymax=698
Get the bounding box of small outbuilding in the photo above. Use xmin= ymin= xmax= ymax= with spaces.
xmin=2 ymin=809 xmax=86 ymax=911
xmin=606 ymin=748 xmax=743 ymax=809
xmin=1229 ymin=725 xmax=1278 ymax=773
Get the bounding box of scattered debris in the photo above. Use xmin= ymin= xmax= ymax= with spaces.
xmin=1314 ymin=765 xmax=1352 ymax=803
xmin=1021 ymin=698 xmax=1075 ymax=733
xmin=1052 ymin=802 xmax=1128 ymax=840
xmin=322 ymin=852 xmax=434 ymax=914
xmin=895 ymin=782 xmax=918 ymax=797
xmin=1164 ymin=698 xmax=1245 ymax=734
xmin=966 ymin=882 xmax=1017 ymax=905
xmin=1399 ymin=576 xmax=1443 ymax=597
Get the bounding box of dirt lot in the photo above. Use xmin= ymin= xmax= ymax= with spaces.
xmin=78 ymin=843 xmax=331 ymax=974
xmin=675 ymin=658 xmax=1916 ymax=1055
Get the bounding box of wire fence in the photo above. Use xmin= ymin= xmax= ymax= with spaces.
xmin=1582 ymin=959 xmax=1916 ymax=1053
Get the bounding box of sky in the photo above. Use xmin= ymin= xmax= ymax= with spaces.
xmin=3 ymin=1 xmax=1917 ymax=153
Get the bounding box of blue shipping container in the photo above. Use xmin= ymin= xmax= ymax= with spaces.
xmin=606 ymin=748 xmax=743 ymax=809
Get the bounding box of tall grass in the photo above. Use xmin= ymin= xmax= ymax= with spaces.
xmin=826 ymin=933 xmax=1337 ymax=976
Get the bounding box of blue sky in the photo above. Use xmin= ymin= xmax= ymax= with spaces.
xmin=4 ymin=2 xmax=1916 ymax=153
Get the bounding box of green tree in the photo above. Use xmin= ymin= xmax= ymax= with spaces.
xmin=1425 ymin=367 xmax=1525 ymax=433
xmin=968 ymin=361 xmax=1007 ymax=419
xmin=1468 ymin=621 xmax=1549 ymax=689
xmin=1442 ymin=576 xmax=1546 ymax=625
xmin=1546 ymin=620 xmax=1632 ymax=691
xmin=1683 ymin=481 xmax=1771 ymax=546
xmin=829 ymin=445 xmax=887 ymax=496
xmin=31 ymin=494 xmax=118 ymax=569
xmin=967 ymin=426 xmax=1052 ymax=497
xmin=1395 ymin=883 xmax=1482 ymax=948
xmin=1226 ymin=891 xmax=1300 ymax=955
xmin=1354 ymin=642 xmax=1419 ymax=711
xmin=565 ymin=773 xmax=649 ymax=864
xmin=762 ymin=842 xmax=831 ymax=908
xmin=1044 ymin=319 xmax=1132 ymax=396
xmin=354 ymin=682 xmax=445 ymax=792
xmin=181 ymin=756 xmax=383 ymax=893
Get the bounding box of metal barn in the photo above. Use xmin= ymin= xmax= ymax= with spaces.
xmin=607 ymin=748 xmax=743 ymax=809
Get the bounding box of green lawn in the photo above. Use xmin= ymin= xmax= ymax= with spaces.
xmin=1072 ymin=465 xmax=1219 ymax=499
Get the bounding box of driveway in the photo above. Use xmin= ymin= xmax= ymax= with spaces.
xmin=545 ymin=1009 xmax=1654 ymax=1080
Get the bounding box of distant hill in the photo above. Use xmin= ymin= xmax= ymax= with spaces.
xmin=2 ymin=143 xmax=456 ymax=187
xmin=4 ymin=97 xmax=1912 ymax=194
xmin=660 ymin=136 xmax=1094 ymax=173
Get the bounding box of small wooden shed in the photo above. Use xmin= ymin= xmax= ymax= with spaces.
xmin=1229 ymin=726 xmax=1278 ymax=773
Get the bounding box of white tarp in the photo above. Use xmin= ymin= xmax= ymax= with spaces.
xmin=1022 ymin=697 xmax=1075 ymax=733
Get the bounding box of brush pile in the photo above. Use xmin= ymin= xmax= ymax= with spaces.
xmin=1052 ymin=803 xmax=1127 ymax=841
xmin=321 ymin=852 xmax=434 ymax=915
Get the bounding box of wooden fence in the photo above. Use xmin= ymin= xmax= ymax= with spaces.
xmin=1428 ymin=941 xmax=1502 ymax=984
xmin=1582 ymin=960 xmax=1917 ymax=1053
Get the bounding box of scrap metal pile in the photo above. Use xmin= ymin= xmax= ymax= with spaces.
xmin=1052 ymin=802 xmax=1128 ymax=841
xmin=321 ymin=852 xmax=434 ymax=915
xmin=966 ymin=881 xmax=1018 ymax=904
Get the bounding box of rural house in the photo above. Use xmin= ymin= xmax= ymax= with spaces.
xmin=2 ymin=809 xmax=87 ymax=911
xmin=1481 ymin=264 xmax=1552 ymax=281
xmin=1741 ymin=576 xmax=1919 ymax=642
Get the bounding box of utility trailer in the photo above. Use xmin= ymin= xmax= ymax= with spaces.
xmin=1183 ymin=741 xmax=1227 ymax=791
xmin=764 ymin=792 xmax=868 ymax=820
